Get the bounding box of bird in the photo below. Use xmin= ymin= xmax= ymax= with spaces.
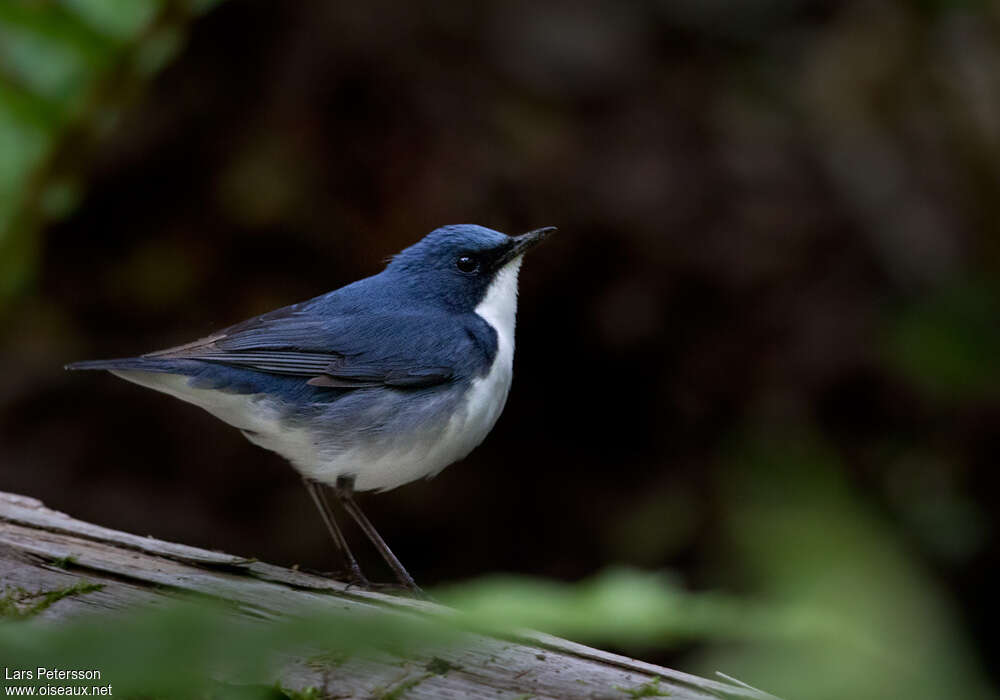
xmin=66 ymin=224 xmax=555 ymax=597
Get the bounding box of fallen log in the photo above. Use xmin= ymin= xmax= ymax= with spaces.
xmin=0 ymin=491 xmax=777 ymax=700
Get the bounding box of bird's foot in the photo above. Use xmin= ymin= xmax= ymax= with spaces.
xmin=364 ymin=581 xmax=431 ymax=601
xmin=308 ymin=569 xmax=371 ymax=588
xmin=308 ymin=570 xmax=429 ymax=601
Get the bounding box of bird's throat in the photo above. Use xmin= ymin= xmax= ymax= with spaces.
xmin=475 ymin=256 xmax=522 ymax=351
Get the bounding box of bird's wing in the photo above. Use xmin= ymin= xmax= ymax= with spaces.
xmin=143 ymin=303 xmax=482 ymax=389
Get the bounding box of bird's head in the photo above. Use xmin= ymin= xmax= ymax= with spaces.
xmin=386 ymin=224 xmax=555 ymax=312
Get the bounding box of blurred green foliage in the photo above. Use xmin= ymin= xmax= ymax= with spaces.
xmin=886 ymin=281 xmax=1000 ymax=401
xmin=0 ymin=595 xmax=448 ymax=698
xmin=438 ymin=568 xmax=834 ymax=648
xmin=692 ymin=429 xmax=993 ymax=700
xmin=0 ymin=0 xmax=223 ymax=308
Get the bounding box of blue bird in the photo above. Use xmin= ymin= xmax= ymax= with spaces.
xmin=67 ymin=224 xmax=555 ymax=596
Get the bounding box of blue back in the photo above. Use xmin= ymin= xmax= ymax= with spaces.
xmin=76 ymin=225 xmax=517 ymax=410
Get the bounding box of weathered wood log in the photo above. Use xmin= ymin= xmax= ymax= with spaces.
xmin=0 ymin=491 xmax=777 ymax=700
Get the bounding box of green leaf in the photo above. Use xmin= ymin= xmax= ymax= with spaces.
xmin=0 ymin=0 xmax=228 ymax=310
xmin=885 ymin=281 xmax=1000 ymax=401
xmin=58 ymin=0 xmax=161 ymax=40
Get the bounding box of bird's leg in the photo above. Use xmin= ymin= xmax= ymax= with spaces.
xmin=334 ymin=476 xmax=426 ymax=599
xmin=302 ymin=478 xmax=370 ymax=588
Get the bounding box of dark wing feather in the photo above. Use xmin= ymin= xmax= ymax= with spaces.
xmin=171 ymin=351 xmax=334 ymax=376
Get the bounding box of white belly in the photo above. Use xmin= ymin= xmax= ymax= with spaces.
xmin=308 ymin=347 xmax=513 ymax=492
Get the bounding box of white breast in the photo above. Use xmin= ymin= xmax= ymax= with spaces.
xmin=452 ymin=256 xmax=522 ymax=451
xmin=345 ymin=256 xmax=524 ymax=491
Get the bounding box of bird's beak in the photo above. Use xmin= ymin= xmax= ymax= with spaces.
xmin=500 ymin=227 xmax=557 ymax=265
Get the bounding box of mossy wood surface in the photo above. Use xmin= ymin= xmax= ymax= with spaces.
xmin=0 ymin=491 xmax=777 ymax=700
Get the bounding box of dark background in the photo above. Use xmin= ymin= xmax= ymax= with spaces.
xmin=1 ymin=1 xmax=998 ymax=698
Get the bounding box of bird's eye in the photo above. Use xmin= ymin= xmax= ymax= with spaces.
xmin=456 ymin=255 xmax=479 ymax=273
